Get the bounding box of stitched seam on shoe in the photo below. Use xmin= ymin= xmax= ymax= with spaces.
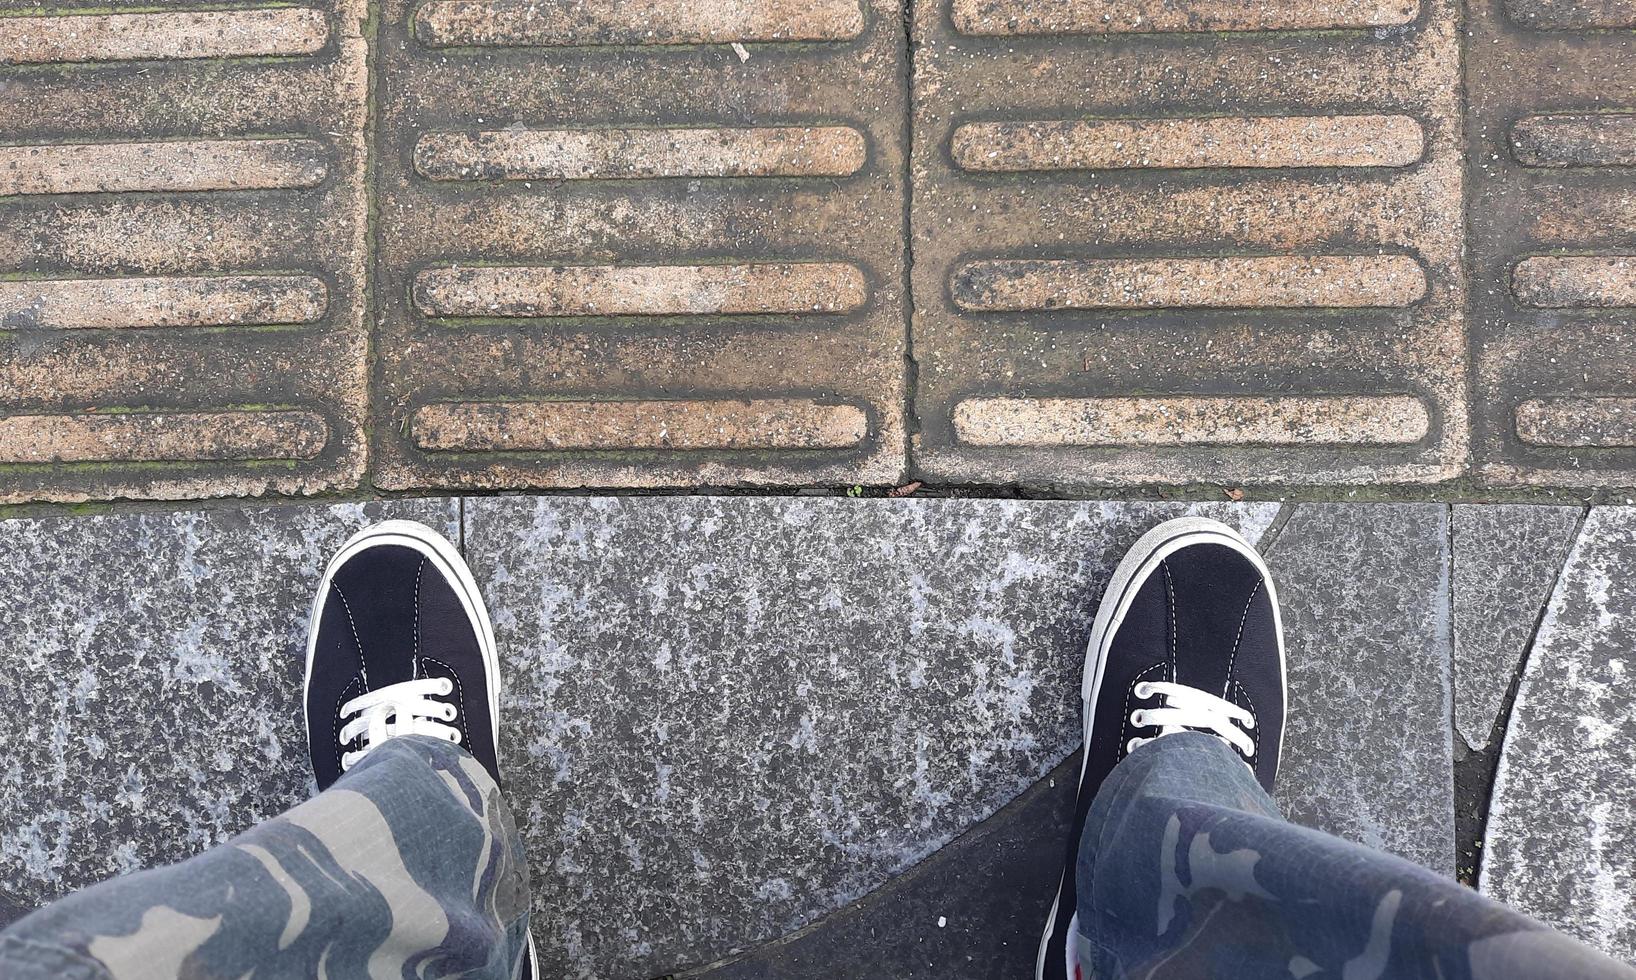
xmin=422 ymin=655 xmax=472 ymax=749
xmin=412 ymin=556 xmax=426 ymax=681
xmin=332 ymin=585 xmax=369 ymax=691
xmin=1119 ymin=662 xmax=1168 ymax=758
xmin=1233 ymin=678 xmax=1260 ymax=764
xmin=334 ymin=673 xmax=363 ymax=776
xmin=1223 ymin=579 xmax=1263 ymax=698
xmin=1161 ymin=561 xmax=1177 ymax=680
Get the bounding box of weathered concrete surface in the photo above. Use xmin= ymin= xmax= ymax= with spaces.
xmin=949 ymin=256 xmax=1427 ymax=310
xmin=1483 ymin=508 xmax=1636 ymax=958
xmin=465 ymin=496 xmax=1277 ymax=977
xmin=1469 ymin=0 xmax=1636 ymax=486
xmin=953 ymin=395 xmax=1430 ymax=448
xmin=1516 ymin=399 xmax=1636 ymax=448
xmin=372 ymin=0 xmax=908 ymax=492
xmin=1510 ymin=114 xmax=1636 ymax=168
xmin=1451 ymin=504 xmax=1581 ymax=749
xmin=0 ymin=499 xmax=459 ymax=920
xmin=413 ymin=399 xmax=869 ymax=452
xmin=0 ymin=0 xmax=368 ymax=504
xmin=951 ymin=115 xmax=1426 ymax=172
xmin=414 ymin=126 xmax=869 ymax=181
xmin=910 ymin=0 xmax=1468 ymax=488
xmin=1512 ymin=256 xmax=1636 ymax=308
xmin=1269 ymin=504 xmax=1456 ymax=874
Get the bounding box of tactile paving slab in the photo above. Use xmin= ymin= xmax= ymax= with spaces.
xmin=908 ymin=0 xmax=1468 ymax=487
xmin=1468 ymin=0 xmax=1636 ymax=486
xmin=371 ymin=0 xmax=908 ymax=490
xmin=0 ymin=0 xmax=369 ymax=503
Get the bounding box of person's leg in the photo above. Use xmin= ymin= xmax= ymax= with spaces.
xmin=0 ymin=519 xmax=535 ymax=979
xmin=0 ymin=734 xmax=529 ymax=980
xmin=1075 ymin=731 xmax=1635 ymax=979
xmin=1040 ymin=516 xmax=1636 ymax=980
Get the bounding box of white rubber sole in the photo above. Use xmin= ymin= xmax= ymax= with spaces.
xmin=302 ymin=518 xmax=502 ymax=769
xmin=1034 ymin=516 xmax=1287 ymax=980
xmin=522 ymin=932 xmax=539 ymax=980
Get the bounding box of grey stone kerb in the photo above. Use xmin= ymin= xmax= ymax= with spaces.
xmin=0 ymin=496 xmax=1475 ymax=978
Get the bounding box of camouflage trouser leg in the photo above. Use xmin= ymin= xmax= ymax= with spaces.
xmin=1075 ymin=731 xmax=1635 ymax=980
xmin=0 ymin=735 xmax=530 ymax=980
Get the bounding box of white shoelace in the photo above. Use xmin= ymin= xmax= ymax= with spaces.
xmin=1126 ymin=680 xmax=1256 ymax=759
xmin=339 ymin=677 xmax=461 ymax=771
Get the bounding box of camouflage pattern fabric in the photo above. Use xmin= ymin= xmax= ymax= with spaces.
xmin=0 ymin=735 xmax=530 ymax=980
xmin=1072 ymin=732 xmax=1635 ymax=980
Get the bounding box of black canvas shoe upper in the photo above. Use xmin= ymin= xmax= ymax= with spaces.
xmin=1039 ymin=518 xmax=1285 ymax=979
xmin=305 ymin=523 xmax=500 ymax=792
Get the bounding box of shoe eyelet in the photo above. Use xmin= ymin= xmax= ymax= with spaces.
xmin=1125 ymin=737 xmax=1144 ymax=754
xmin=442 ymin=704 xmax=457 ymax=721
xmin=448 ymin=730 xmax=461 ymax=743
xmin=439 ymin=678 xmax=454 ymax=695
xmin=1130 ymin=709 xmax=1147 ymax=727
xmin=1134 ymin=682 xmax=1154 ymax=699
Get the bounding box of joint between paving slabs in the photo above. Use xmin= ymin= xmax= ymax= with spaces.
xmin=1451 ymin=505 xmax=1590 ymax=887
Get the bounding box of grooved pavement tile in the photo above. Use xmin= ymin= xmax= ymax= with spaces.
xmin=372 ymin=0 xmax=908 ymax=491
xmin=0 ymin=1 xmax=369 ymax=503
xmin=909 ymin=0 xmax=1467 ymax=487
xmin=1468 ymin=0 xmax=1636 ymax=485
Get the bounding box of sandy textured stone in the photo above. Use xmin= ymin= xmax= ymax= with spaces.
xmin=0 ymin=500 xmax=459 ymax=923
xmin=1483 ymin=507 xmax=1636 ymax=958
xmin=0 ymin=0 xmax=369 ymax=504
xmin=1470 ymin=0 xmax=1636 ymax=487
xmin=415 ymin=0 xmax=866 ymax=46
xmin=951 ymin=256 xmax=1427 ymax=311
xmin=412 ymin=264 xmax=868 ymax=317
xmin=375 ymin=0 xmax=907 ymax=490
xmin=952 ymin=395 xmax=1431 ymax=447
xmin=0 ymin=411 xmax=328 ymax=463
xmin=415 ymin=127 xmax=867 ymax=181
xmin=952 ymin=116 xmax=1426 ymax=172
xmin=1517 ymin=398 xmax=1636 ymax=448
xmin=912 ymin=0 xmax=1467 ymax=488
xmin=1451 ymin=504 xmax=1581 ymax=749
xmin=467 ymin=496 xmax=1278 ymax=977
xmin=0 ymin=275 xmax=328 ymax=330
xmin=0 ymin=140 xmax=329 ymax=196
xmin=0 ymin=8 xmax=329 ymax=64
xmin=1505 ymin=0 xmax=1636 ymax=28
xmin=1512 ymin=115 xmax=1636 ymax=167
xmin=951 ymin=0 xmax=1420 ymax=33
xmin=1269 ymin=504 xmax=1455 ymax=874
xmin=1512 ymin=256 xmax=1636 ymax=308
xmin=414 ymin=399 xmax=869 ymax=451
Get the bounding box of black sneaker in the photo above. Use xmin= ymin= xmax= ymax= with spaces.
xmin=303 ymin=519 xmax=538 ymax=980
xmin=1037 ymin=516 xmax=1286 ymax=979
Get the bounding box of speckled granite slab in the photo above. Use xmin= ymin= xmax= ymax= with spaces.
xmin=1451 ymin=504 xmax=1582 ymax=749
xmin=464 ymin=496 xmax=1279 ymax=978
xmin=0 ymin=496 xmax=1512 ymax=977
xmin=1268 ymin=504 xmax=1456 ymax=876
xmin=0 ymin=500 xmax=459 ymax=924
xmin=1483 ymin=507 xmax=1636 ymax=959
